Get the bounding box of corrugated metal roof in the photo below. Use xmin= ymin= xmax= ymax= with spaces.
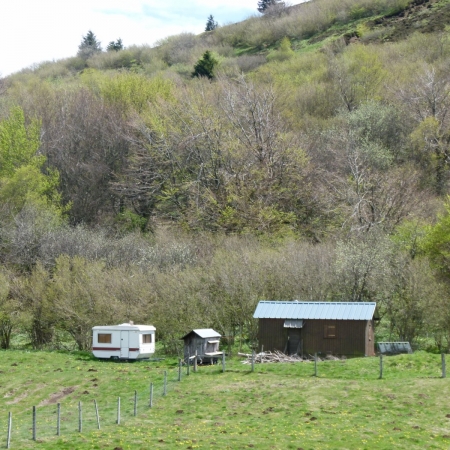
xmin=182 ymin=329 xmax=221 ymax=339
xmin=283 ymin=319 xmax=304 ymax=328
xmin=253 ymin=301 xmax=377 ymax=320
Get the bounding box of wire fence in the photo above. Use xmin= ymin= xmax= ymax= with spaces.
xmin=0 ymin=351 xmax=446 ymax=448
xmin=1 ymin=363 xmax=187 ymax=449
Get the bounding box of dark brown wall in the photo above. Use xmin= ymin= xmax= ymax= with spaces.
xmin=258 ymin=319 xmax=286 ymax=352
xmin=303 ymin=319 xmax=366 ymax=356
xmin=258 ymin=319 xmax=374 ymax=357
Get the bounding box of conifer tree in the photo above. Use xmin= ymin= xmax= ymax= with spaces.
xmin=192 ymin=51 xmax=218 ymax=79
xmin=107 ymin=38 xmax=124 ymax=52
xmin=77 ymin=30 xmax=102 ymax=59
xmin=257 ymin=0 xmax=284 ymax=13
xmin=205 ymin=15 xmax=218 ymax=31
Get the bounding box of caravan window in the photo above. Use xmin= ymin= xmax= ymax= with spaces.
xmin=142 ymin=334 xmax=153 ymax=344
xmin=98 ymin=333 xmax=112 ymax=344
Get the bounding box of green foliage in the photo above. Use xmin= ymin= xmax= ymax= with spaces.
xmin=192 ymin=50 xmax=219 ymax=79
xmin=80 ymin=70 xmax=174 ymax=113
xmin=350 ymin=4 xmax=369 ymax=20
xmin=345 ymin=100 xmax=406 ymax=160
xmin=0 ymin=269 xmax=20 ymax=349
xmin=266 ymin=37 xmax=295 ymax=62
xmin=0 ymin=106 xmax=42 ymax=178
xmin=421 ymin=199 xmax=450 ymax=276
xmin=0 ymin=107 xmax=67 ymax=219
xmin=328 ymin=44 xmax=388 ymax=111
xmin=391 ymin=220 xmax=429 ymax=259
xmin=0 ymin=165 xmax=66 ymax=217
xmin=115 ymin=209 xmax=149 ymax=232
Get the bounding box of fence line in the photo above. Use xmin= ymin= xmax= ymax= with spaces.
xmin=2 ymin=351 xmax=447 ymax=448
xmin=3 ymin=363 xmax=184 ymax=449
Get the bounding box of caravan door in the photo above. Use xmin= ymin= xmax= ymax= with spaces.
xmin=120 ymin=331 xmax=129 ymax=358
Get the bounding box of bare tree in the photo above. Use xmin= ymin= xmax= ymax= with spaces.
xmin=37 ymin=88 xmax=130 ymax=225
xmin=396 ymin=64 xmax=450 ymax=194
xmin=314 ymin=102 xmax=424 ymax=233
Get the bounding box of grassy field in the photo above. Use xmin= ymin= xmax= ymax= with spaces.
xmin=1 ymin=351 xmax=450 ymax=449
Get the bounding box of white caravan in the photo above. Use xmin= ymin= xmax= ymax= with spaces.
xmin=92 ymin=323 xmax=156 ymax=360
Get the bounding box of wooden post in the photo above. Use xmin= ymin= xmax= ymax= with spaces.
xmin=251 ymin=350 xmax=255 ymax=373
xmin=442 ymin=353 xmax=446 ymax=378
xmin=134 ymin=390 xmax=137 ymax=416
xmin=187 ymin=356 xmax=190 ymax=376
xmin=149 ymin=383 xmax=153 ymax=408
xmin=194 ymin=351 xmax=198 ymax=373
xmin=178 ymin=358 xmax=182 ymax=381
xmin=94 ymin=400 xmax=100 ymax=430
xmin=379 ymin=354 xmax=383 ymax=379
xmin=117 ymin=397 xmax=121 ymax=425
xmin=261 ymin=345 xmax=264 ymax=364
xmin=78 ymin=401 xmax=82 ymax=433
xmin=222 ymin=352 xmax=225 ymax=373
xmin=32 ymin=406 xmax=36 ymax=441
xmin=163 ymin=371 xmax=167 ymax=396
xmin=56 ymin=403 xmax=61 ymax=436
xmin=6 ymin=412 xmax=12 ymax=449
xmin=314 ymin=353 xmax=318 ymax=377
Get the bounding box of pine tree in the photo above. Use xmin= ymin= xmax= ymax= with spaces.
xmin=192 ymin=51 xmax=218 ymax=79
xmin=77 ymin=30 xmax=102 ymax=59
xmin=205 ymin=15 xmax=218 ymax=32
xmin=257 ymin=0 xmax=284 ymax=13
xmin=107 ymin=38 xmax=124 ymax=52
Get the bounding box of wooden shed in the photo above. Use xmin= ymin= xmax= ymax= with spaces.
xmin=181 ymin=329 xmax=222 ymax=363
xmin=254 ymin=301 xmax=379 ymax=357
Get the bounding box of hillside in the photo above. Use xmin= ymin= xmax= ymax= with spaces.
xmin=1 ymin=0 xmax=450 ymax=354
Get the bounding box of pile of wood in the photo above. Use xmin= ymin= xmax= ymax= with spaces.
xmin=238 ymin=351 xmax=346 ymax=364
xmin=238 ymin=350 xmax=308 ymax=364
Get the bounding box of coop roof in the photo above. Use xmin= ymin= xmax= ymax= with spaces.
xmin=181 ymin=329 xmax=221 ymax=340
xmin=253 ymin=301 xmax=377 ymax=320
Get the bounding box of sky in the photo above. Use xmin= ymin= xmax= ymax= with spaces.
xmin=1 ymin=0 xmax=305 ymax=77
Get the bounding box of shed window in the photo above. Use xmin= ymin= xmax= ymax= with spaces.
xmin=324 ymin=325 xmax=336 ymax=339
xmin=142 ymin=334 xmax=153 ymax=344
xmin=98 ymin=333 xmax=112 ymax=344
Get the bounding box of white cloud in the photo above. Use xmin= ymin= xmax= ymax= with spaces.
xmin=0 ymin=0 xmax=304 ymax=77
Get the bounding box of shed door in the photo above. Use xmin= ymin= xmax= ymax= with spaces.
xmin=287 ymin=329 xmax=302 ymax=355
xmin=120 ymin=331 xmax=129 ymax=358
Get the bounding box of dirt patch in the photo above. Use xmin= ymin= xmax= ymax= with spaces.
xmin=3 ymin=388 xmax=18 ymax=398
xmin=6 ymin=391 xmax=29 ymax=405
xmin=39 ymin=387 xmax=76 ymax=406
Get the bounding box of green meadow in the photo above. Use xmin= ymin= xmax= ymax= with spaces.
xmin=0 ymin=351 xmax=450 ymax=449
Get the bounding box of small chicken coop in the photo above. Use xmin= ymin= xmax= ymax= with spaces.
xmin=181 ymin=329 xmax=222 ymax=364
